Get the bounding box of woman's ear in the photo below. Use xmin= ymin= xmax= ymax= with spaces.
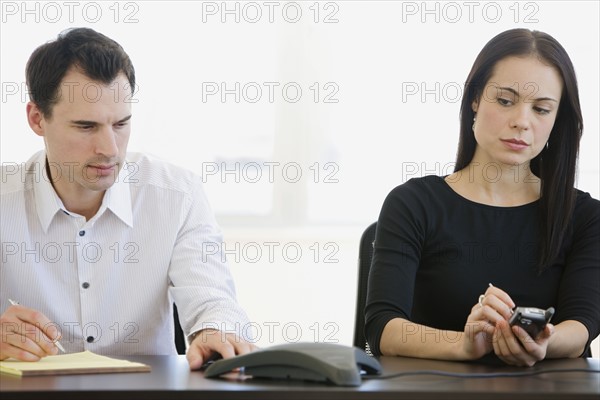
xmin=471 ymin=98 xmax=479 ymax=113
xmin=26 ymin=102 xmax=45 ymax=137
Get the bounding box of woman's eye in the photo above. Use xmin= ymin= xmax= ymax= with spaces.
xmin=534 ymin=107 xmax=551 ymax=115
xmin=497 ymin=97 xmax=512 ymax=106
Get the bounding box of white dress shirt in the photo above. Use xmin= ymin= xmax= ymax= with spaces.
xmin=1 ymin=150 xmax=250 ymax=355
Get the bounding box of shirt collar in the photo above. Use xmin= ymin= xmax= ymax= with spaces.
xmin=32 ymin=151 xmax=134 ymax=232
xmin=32 ymin=151 xmax=65 ymax=233
xmin=105 ymin=165 xmax=134 ymax=228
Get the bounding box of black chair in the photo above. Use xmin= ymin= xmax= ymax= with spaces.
xmin=353 ymin=222 xmax=377 ymax=355
xmin=173 ymin=304 xmax=186 ymax=355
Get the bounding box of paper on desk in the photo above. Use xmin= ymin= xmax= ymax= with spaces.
xmin=0 ymin=350 xmax=151 ymax=376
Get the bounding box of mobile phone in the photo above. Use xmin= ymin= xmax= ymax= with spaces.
xmin=508 ymin=307 xmax=555 ymax=338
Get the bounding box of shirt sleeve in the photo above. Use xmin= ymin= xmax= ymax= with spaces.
xmin=365 ymin=180 xmax=428 ymax=356
xmin=555 ymin=193 xmax=600 ymax=355
xmin=167 ymin=175 xmax=252 ymax=342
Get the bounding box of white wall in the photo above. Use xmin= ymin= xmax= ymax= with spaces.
xmin=1 ymin=1 xmax=598 ymax=355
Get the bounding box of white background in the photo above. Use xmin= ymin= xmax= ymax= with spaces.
xmin=1 ymin=1 xmax=599 ymax=355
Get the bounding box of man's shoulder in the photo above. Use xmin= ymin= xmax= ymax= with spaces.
xmin=1 ymin=162 xmax=24 ymax=195
xmin=1 ymin=150 xmax=44 ymax=195
xmin=124 ymin=152 xmax=201 ymax=194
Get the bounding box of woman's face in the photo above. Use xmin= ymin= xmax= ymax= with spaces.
xmin=471 ymin=55 xmax=563 ymax=168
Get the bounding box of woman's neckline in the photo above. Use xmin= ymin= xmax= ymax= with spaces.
xmin=434 ymin=175 xmax=540 ymax=209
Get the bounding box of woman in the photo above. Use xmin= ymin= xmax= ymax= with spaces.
xmin=364 ymin=29 xmax=599 ymax=367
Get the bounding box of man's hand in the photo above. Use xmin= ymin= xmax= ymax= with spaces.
xmin=0 ymin=304 xmax=62 ymax=361
xmin=186 ymin=329 xmax=257 ymax=370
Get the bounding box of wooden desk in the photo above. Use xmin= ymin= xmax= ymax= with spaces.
xmin=1 ymin=355 xmax=598 ymax=399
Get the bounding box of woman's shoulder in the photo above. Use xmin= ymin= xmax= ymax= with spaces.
xmin=574 ymin=189 xmax=600 ymax=220
xmin=575 ymin=189 xmax=600 ymax=204
xmin=567 ymin=190 xmax=600 ymax=249
xmin=383 ymin=175 xmax=450 ymax=211
xmin=387 ymin=175 xmax=447 ymax=197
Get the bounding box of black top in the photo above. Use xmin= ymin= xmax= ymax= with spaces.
xmin=365 ymin=175 xmax=600 ymax=357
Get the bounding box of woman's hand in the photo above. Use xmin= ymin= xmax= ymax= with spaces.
xmin=493 ymin=319 xmax=554 ymax=367
xmin=461 ymin=285 xmax=515 ymax=360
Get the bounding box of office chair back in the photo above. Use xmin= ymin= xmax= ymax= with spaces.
xmin=353 ymin=222 xmax=377 ymax=355
xmin=173 ymin=304 xmax=186 ymax=355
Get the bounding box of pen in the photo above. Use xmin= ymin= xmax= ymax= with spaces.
xmin=8 ymin=298 xmax=66 ymax=353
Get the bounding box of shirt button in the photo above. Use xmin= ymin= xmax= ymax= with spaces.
xmin=82 ymin=282 xmax=90 ymax=289
xmin=79 ymin=231 xmax=85 ymax=237
xmin=86 ymin=336 xmax=95 ymax=343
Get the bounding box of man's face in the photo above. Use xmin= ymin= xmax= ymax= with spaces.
xmin=30 ymin=68 xmax=132 ymax=197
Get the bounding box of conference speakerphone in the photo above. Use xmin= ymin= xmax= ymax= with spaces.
xmin=204 ymin=342 xmax=382 ymax=387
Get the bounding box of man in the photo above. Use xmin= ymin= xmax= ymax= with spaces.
xmin=0 ymin=28 xmax=254 ymax=369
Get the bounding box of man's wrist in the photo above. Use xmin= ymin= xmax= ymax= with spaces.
xmin=187 ymin=330 xmax=201 ymax=344
xmin=188 ymin=328 xmax=220 ymax=344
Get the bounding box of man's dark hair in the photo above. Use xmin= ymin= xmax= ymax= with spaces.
xmin=26 ymin=27 xmax=135 ymax=118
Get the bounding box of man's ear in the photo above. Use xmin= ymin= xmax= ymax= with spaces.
xmin=26 ymin=102 xmax=46 ymax=137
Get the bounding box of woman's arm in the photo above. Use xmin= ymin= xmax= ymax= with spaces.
xmin=380 ymin=318 xmax=471 ymax=360
xmin=380 ymin=286 xmax=516 ymax=361
xmin=547 ymin=320 xmax=588 ymax=358
xmin=379 ymin=318 xmax=478 ymax=360
xmin=491 ymin=318 xmax=588 ymax=366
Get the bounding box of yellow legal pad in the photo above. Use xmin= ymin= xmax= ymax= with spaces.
xmin=0 ymin=351 xmax=151 ymax=376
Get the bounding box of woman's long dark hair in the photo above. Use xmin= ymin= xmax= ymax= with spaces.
xmin=455 ymin=29 xmax=583 ymax=271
